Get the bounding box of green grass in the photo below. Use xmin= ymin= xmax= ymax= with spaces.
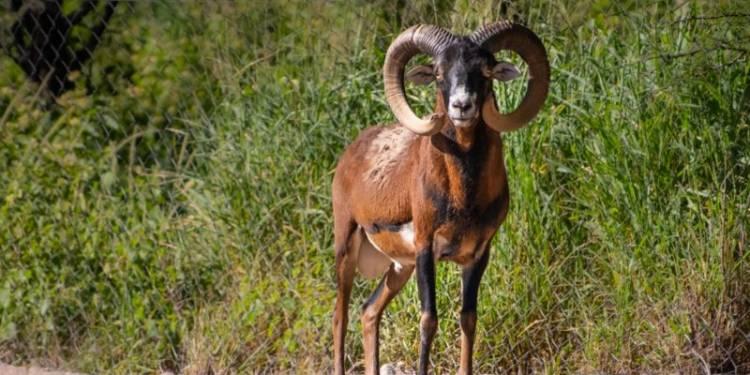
xmin=1 ymin=0 xmax=749 ymax=373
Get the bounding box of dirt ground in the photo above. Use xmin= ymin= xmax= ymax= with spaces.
xmin=0 ymin=363 xmax=83 ymax=375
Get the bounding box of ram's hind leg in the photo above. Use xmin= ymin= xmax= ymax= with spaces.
xmin=361 ymin=262 xmax=414 ymax=375
xmin=332 ymin=213 xmax=357 ymax=375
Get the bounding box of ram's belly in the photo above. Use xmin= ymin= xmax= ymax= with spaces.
xmin=364 ymin=222 xmax=416 ymax=266
xmin=355 ymin=221 xmax=493 ymax=279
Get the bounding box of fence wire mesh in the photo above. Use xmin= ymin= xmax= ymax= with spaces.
xmin=2 ymin=0 xmax=119 ymax=97
xmin=1 ymin=0 xmax=210 ymax=196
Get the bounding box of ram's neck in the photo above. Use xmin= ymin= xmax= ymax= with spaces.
xmin=451 ymin=123 xmax=478 ymax=151
xmin=427 ymin=123 xmax=496 ymax=211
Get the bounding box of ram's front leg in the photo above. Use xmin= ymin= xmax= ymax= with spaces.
xmin=415 ymin=239 xmax=437 ymax=375
xmin=458 ymin=243 xmax=490 ymax=375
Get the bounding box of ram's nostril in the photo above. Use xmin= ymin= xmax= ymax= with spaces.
xmin=451 ymin=100 xmax=472 ymax=111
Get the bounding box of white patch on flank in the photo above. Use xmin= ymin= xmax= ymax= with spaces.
xmin=399 ymin=221 xmax=414 ymax=246
xmin=366 ymin=126 xmax=416 ymax=187
xmin=363 ymin=230 xmax=404 ymax=272
xmin=393 ymin=262 xmax=403 ymax=272
xmin=356 ymin=229 xmax=391 ymax=279
xmin=358 ymin=221 xmax=415 ymax=275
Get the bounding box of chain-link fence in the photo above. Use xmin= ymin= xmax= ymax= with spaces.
xmin=1 ymin=0 xmax=212 ymax=186
xmin=2 ymin=0 xmax=119 ymax=97
xmin=0 ymin=2 xmax=221 ymax=371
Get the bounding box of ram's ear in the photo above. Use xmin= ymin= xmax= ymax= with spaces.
xmin=492 ymin=61 xmax=521 ymax=82
xmin=405 ymin=64 xmax=435 ymax=85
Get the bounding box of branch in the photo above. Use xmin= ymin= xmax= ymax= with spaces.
xmin=672 ymin=13 xmax=750 ymax=25
xmin=658 ymin=47 xmax=719 ymax=61
xmin=656 ymin=42 xmax=749 ymax=61
xmin=715 ymin=40 xmax=750 ymax=54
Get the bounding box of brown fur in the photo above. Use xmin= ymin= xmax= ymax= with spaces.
xmin=332 ymin=22 xmax=549 ymax=374
xmin=332 ymin=94 xmax=511 ymax=374
xmin=333 ymin=102 xmax=509 ymax=267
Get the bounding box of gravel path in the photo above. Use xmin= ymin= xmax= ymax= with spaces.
xmin=0 ymin=361 xmax=416 ymax=374
xmin=0 ymin=363 xmax=83 ymax=375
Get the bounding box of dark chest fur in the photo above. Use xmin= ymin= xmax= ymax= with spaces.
xmin=426 ymin=129 xmax=506 ymax=232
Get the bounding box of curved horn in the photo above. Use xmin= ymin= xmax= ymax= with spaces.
xmin=383 ymin=25 xmax=456 ymax=135
xmin=471 ymin=21 xmax=550 ymax=132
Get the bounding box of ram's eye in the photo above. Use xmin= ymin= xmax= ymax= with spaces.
xmin=481 ymin=66 xmax=493 ymax=78
xmin=434 ymin=68 xmax=444 ymax=82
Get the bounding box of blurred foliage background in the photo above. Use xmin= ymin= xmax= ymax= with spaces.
xmin=0 ymin=0 xmax=749 ymax=373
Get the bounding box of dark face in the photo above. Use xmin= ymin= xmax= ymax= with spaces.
xmin=406 ymin=38 xmax=521 ymax=127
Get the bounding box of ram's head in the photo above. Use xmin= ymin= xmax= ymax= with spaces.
xmin=383 ymin=21 xmax=550 ymax=135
